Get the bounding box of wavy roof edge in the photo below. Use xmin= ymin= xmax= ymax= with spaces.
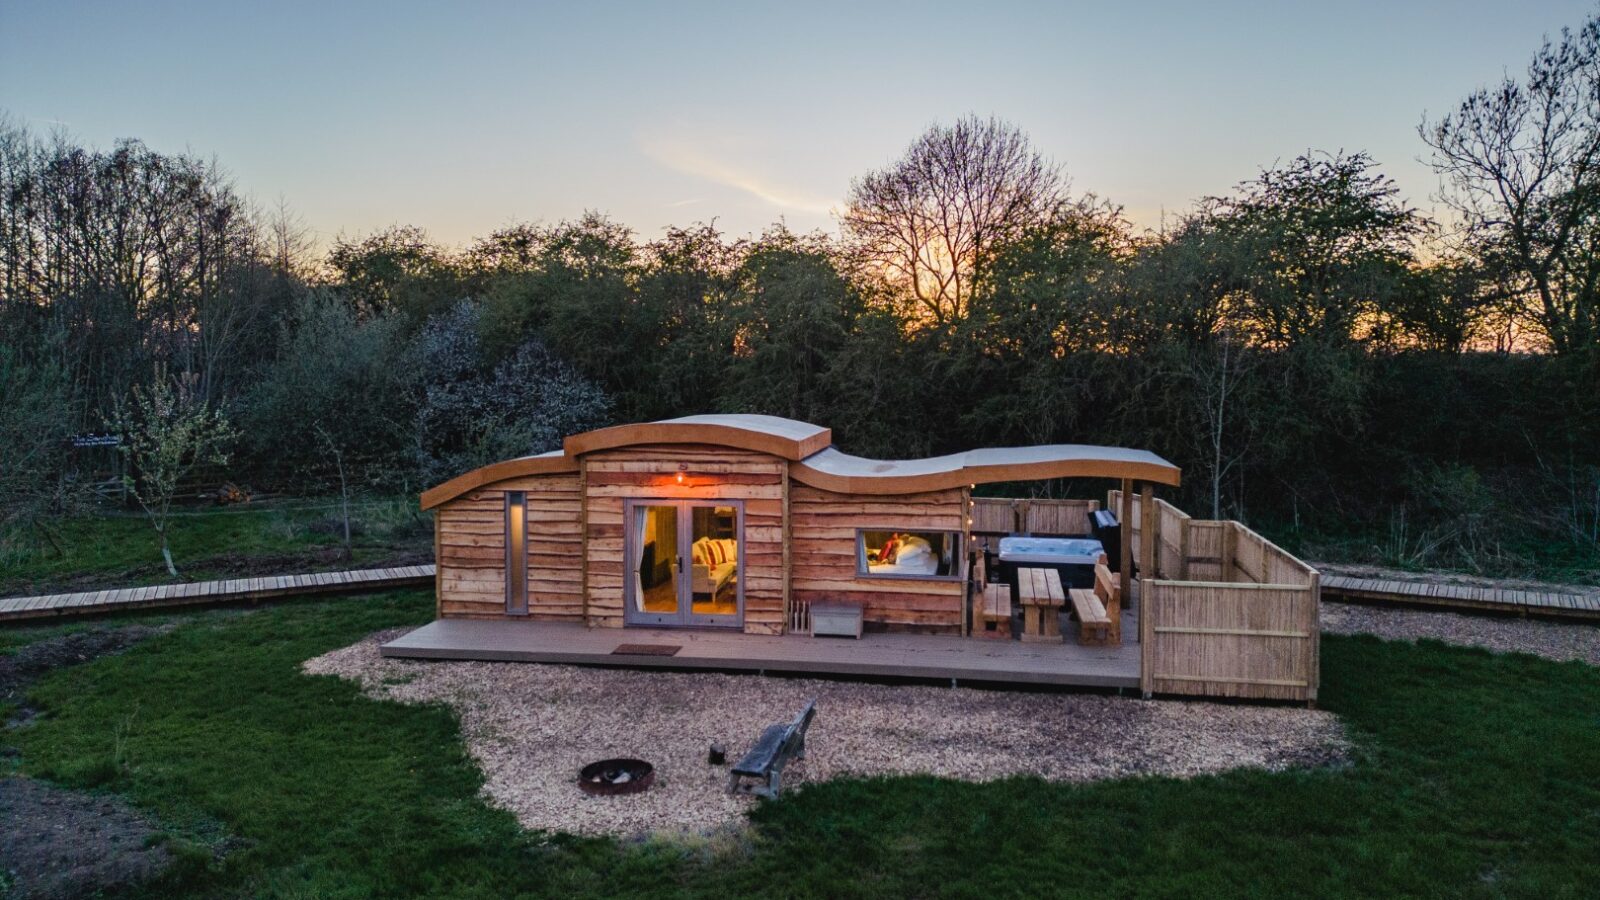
xmin=421 ymin=415 xmax=1180 ymax=508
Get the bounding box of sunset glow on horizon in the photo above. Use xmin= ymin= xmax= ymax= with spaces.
xmin=4 ymin=0 xmax=1594 ymax=250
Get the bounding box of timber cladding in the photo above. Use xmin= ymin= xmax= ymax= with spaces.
xmin=789 ymin=484 xmax=967 ymax=633
xmin=581 ymin=444 xmax=787 ymax=634
xmin=436 ymin=472 xmax=582 ymax=620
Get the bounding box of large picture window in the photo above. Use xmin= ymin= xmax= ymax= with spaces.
xmin=856 ymin=529 xmax=958 ymax=579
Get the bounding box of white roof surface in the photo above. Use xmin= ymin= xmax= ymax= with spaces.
xmin=653 ymin=414 xmax=830 ymax=443
xmin=797 ymin=445 xmax=1178 ymax=477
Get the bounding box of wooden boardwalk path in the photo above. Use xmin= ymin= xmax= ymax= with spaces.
xmin=1320 ymin=573 xmax=1600 ymax=621
xmin=0 ymin=565 xmax=436 ymax=623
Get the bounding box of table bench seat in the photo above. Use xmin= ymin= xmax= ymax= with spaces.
xmin=973 ymin=583 xmax=1012 ymax=639
xmin=1069 ymin=588 xmax=1112 ymax=646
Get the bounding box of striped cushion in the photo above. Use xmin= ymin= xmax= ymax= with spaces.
xmin=692 ymin=538 xmax=737 ymax=567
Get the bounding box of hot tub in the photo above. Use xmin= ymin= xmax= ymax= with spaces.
xmin=996 ymin=536 xmax=1105 ymax=589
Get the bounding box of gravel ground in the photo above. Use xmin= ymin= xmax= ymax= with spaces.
xmin=1321 ymin=601 xmax=1600 ymax=666
xmin=305 ymin=630 xmax=1348 ymax=838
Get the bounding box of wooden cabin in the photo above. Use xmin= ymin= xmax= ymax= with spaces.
xmin=420 ymin=415 xmax=1179 ymax=637
xmin=406 ymin=414 xmax=1321 ymax=704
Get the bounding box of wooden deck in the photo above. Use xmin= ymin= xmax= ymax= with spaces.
xmin=1320 ymin=573 xmax=1600 ymax=621
xmin=0 ymin=565 xmax=437 ymax=623
xmin=380 ymin=616 xmax=1143 ymax=689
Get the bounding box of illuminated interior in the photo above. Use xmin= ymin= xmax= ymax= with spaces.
xmin=857 ymin=530 xmax=956 ymax=577
xmin=633 ymin=503 xmax=740 ymax=617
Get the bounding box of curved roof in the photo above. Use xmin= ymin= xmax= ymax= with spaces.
xmin=419 ymin=449 xmax=576 ymax=510
xmin=421 ymin=414 xmax=1179 ymax=508
xmin=563 ymin=414 xmax=831 ymax=460
xmin=790 ymin=445 xmax=1181 ymax=495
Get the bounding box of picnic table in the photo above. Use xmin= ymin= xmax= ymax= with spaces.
xmin=1016 ymin=566 xmax=1065 ymax=644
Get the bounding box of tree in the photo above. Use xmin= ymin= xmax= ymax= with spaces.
xmin=842 ymin=116 xmax=1065 ymax=327
xmin=240 ymin=290 xmax=414 ymax=491
xmin=957 ymin=200 xmax=1132 ymax=444
xmin=410 ymin=300 xmax=612 ymax=483
xmin=326 ymin=225 xmax=461 ymax=321
xmin=111 ymin=372 xmax=237 ymax=577
xmin=1192 ymin=151 xmax=1425 ymax=349
xmin=0 ymin=120 xmax=301 ymax=424
xmin=0 ymin=336 xmax=78 ymax=546
xmin=721 ymin=226 xmax=860 ymax=421
xmin=1187 ymin=327 xmax=1262 ymax=519
xmin=314 ymin=422 xmax=354 ymax=559
xmin=1423 ymin=13 xmax=1600 ymax=355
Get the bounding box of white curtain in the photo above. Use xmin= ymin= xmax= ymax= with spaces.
xmin=631 ymin=505 xmax=648 ymax=612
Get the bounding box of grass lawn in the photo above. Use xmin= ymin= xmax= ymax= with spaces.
xmin=3 ymin=590 xmax=1598 ymax=897
xmin=0 ymin=499 xmax=433 ymax=595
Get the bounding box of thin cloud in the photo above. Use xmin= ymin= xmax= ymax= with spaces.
xmin=666 ymin=197 xmax=705 ymax=208
xmin=642 ymin=135 xmax=835 ymax=215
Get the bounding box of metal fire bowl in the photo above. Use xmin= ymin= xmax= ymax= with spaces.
xmin=578 ymin=758 xmax=656 ymax=796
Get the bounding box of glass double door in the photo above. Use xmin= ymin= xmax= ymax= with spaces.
xmin=625 ymin=499 xmax=743 ymax=627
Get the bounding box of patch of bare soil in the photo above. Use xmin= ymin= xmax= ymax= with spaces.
xmin=1321 ymin=601 xmax=1600 ymax=666
xmin=305 ymin=629 xmax=1350 ymax=838
xmin=2 ymin=625 xmax=167 ymax=718
xmin=0 ymin=776 xmax=171 ymax=900
xmin=1310 ymin=561 xmax=1600 ymax=599
xmin=2 ymin=624 xmax=179 ymax=898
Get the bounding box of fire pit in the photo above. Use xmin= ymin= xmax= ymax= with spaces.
xmin=578 ymin=758 xmax=655 ymax=796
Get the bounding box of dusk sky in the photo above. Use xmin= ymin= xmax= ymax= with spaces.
xmin=4 ymin=1 xmax=1595 ymax=248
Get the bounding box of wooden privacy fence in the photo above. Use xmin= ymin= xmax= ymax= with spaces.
xmin=1108 ymin=489 xmax=1189 ymax=579
xmin=1110 ymin=489 xmax=1321 ymax=705
xmin=969 ymin=498 xmax=1100 ymax=535
xmin=1139 ymin=578 xmax=1319 ymax=703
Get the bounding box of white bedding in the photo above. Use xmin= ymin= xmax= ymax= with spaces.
xmin=867 ymin=535 xmax=940 ymax=575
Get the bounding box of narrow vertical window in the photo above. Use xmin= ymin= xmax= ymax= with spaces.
xmin=506 ymin=491 xmax=528 ymax=615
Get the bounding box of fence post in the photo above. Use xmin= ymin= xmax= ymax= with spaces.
xmin=1119 ymin=480 xmax=1134 ymax=593
xmin=1308 ymin=571 xmax=1321 ymax=708
xmin=1178 ymin=515 xmax=1191 ymax=580
xmin=1140 ymin=580 xmax=1156 ymax=699
xmin=1140 ymin=484 xmax=1156 ymax=583
xmin=1222 ymin=521 xmax=1239 ymax=582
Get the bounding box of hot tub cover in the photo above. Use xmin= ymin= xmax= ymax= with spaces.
xmin=997 ymin=537 xmax=1105 ymax=566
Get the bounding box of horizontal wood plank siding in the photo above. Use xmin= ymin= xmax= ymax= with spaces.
xmin=790 ymin=484 xmax=966 ymax=633
xmin=582 ymin=444 xmax=787 ymax=634
xmin=435 ymin=472 xmax=584 ymax=621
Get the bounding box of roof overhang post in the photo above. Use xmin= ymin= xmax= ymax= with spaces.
xmin=1119 ymin=478 xmax=1135 ymax=594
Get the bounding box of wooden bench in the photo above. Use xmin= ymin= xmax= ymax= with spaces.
xmin=1067 ymin=554 xmax=1122 ymax=646
xmin=974 ymin=583 xmax=1012 ymax=639
xmin=728 ymin=699 xmax=817 ymax=799
xmin=970 ymin=554 xmax=1012 ymax=639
